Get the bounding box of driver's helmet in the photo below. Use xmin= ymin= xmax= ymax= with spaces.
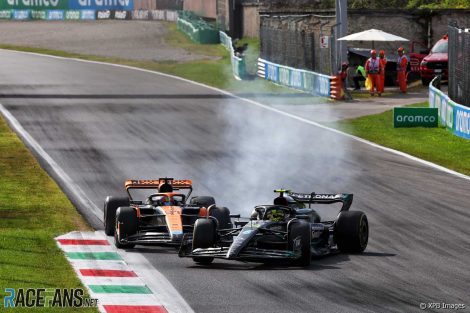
xmin=154 ymin=195 xmax=172 ymax=206
xmin=273 ymin=196 xmax=288 ymax=206
xmin=274 ymin=196 xmax=305 ymax=209
xmin=265 ymin=208 xmax=286 ymax=222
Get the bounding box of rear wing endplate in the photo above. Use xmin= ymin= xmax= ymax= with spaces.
xmin=288 ymin=192 xmax=353 ymax=211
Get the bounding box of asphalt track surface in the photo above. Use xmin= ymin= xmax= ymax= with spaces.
xmin=1 ymin=49 xmax=470 ymax=313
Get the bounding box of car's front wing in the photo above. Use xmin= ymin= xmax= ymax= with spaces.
xmin=119 ymin=232 xmax=181 ymax=245
xmin=179 ymin=245 xmax=300 ymax=260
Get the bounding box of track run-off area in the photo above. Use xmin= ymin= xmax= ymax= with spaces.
xmin=1 ymin=49 xmax=469 ymax=313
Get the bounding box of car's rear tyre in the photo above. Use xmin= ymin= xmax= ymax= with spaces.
xmin=114 ymin=207 xmax=138 ymax=249
xmin=335 ymin=211 xmax=368 ymax=253
xmin=104 ymin=196 xmax=130 ymax=236
xmin=190 ymin=196 xmax=216 ymax=207
xmin=192 ymin=219 xmax=215 ymax=264
xmin=209 ymin=206 xmax=231 ymax=230
xmin=288 ymin=221 xmax=311 ymax=266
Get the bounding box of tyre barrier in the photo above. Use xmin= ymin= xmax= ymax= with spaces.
xmin=257 ymin=58 xmax=333 ymax=98
xmin=219 ymin=31 xmax=247 ymax=80
xmin=429 ymin=76 xmax=470 ymax=140
xmin=330 ymin=75 xmax=344 ymax=100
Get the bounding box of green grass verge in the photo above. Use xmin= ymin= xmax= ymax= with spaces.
xmin=162 ymin=21 xmax=226 ymax=58
xmin=0 ymin=115 xmax=97 ymax=312
xmin=331 ymin=102 xmax=470 ymax=176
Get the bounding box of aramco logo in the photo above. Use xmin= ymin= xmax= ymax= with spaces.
xmin=393 ymin=107 xmax=438 ymax=128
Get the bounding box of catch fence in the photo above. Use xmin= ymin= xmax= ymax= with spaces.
xmin=259 ymin=14 xmax=337 ymax=75
xmin=448 ymin=22 xmax=470 ymax=107
xmin=260 ymin=27 xmax=315 ymax=72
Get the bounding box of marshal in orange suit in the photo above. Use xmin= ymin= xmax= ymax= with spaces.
xmin=365 ymin=49 xmax=381 ymax=96
xmin=378 ymin=50 xmax=387 ymax=93
xmin=396 ymin=47 xmax=408 ymax=93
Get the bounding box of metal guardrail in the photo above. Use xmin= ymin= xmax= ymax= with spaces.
xmin=448 ymin=22 xmax=470 ymax=107
xmin=429 ymin=76 xmax=470 ymax=140
xmin=257 ymin=58 xmax=332 ymax=98
xmin=219 ymin=31 xmax=246 ymax=81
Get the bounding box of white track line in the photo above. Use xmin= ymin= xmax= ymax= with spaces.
xmin=79 ymin=276 xmax=147 ymax=286
xmin=58 ymin=232 xmax=107 ymax=239
xmin=0 ymin=104 xmax=104 ymax=219
xmin=68 ymin=260 xmax=129 ymax=271
xmin=59 ymin=245 xmax=117 ymax=253
xmin=2 ymin=48 xmax=468 ymax=182
xmin=94 ymin=294 xmax=164 ymax=306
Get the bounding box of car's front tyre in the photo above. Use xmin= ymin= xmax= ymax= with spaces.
xmin=288 ymin=221 xmax=312 ymax=267
xmin=192 ymin=218 xmax=216 ymax=264
xmin=104 ymin=196 xmax=130 ymax=236
xmin=114 ymin=207 xmax=137 ymax=249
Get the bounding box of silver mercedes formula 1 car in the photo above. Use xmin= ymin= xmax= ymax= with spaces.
xmin=179 ymin=189 xmax=368 ymax=266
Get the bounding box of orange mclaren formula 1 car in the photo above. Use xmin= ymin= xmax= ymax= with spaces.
xmin=103 ymin=178 xmax=231 ymax=249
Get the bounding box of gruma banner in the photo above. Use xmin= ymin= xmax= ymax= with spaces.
xmin=0 ymin=0 xmax=133 ymax=10
xmin=68 ymin=0 xmax=133 ymax=10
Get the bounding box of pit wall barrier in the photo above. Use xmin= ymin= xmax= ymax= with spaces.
xmin=219 ymin=31 xmax=247 ymax=81
xmin=257 ymin=58 xmax=335 ymax=98
xmin=176 ymin=11 xmax=219 ymax=44
xmin=0 ymin=9 xmax=177 ymax=21
xmin=429 ymin=77 xmax=470 ymax=140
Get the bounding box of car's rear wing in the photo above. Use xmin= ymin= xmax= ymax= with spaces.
xmin=288 ymin=192 xmax=353 ymax=211
xmin=125 ymin=178 xmax=192 ymax=190
xmin=125 ymin=178 xmax=192 ymax=199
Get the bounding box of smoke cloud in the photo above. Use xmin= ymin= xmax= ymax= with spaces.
xmin=200 ymin=76 xmax=353 ymax=217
